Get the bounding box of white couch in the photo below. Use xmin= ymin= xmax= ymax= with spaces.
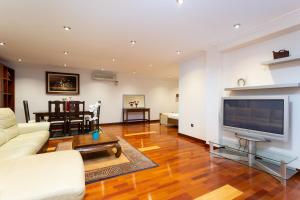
xmin=0 ymin=108 xmax=85 ymax=200
xmin=0 ymin=110 xmax=50 ymax=161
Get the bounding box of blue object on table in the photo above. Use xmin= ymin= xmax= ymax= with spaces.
xmin=92 ymin=131 xmax=100 ymax=140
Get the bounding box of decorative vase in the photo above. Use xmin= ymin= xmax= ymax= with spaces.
xmin=66 ymin=101 xmax=70 ymax=112
xmin=92 ymin=131 xmax=100 ymax=140
xmin=134 ymin=101 xmax=139 ymax=108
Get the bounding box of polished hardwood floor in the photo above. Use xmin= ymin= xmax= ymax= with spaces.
xmin=47 ymin=123 xmax=300 ymax=199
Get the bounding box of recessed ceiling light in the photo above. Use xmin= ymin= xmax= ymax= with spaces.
xmin=63 ymin=51 xmax=69 ymax=55
xmin=177 ymin=0 xmax=184 ymax=5
xmin=148 ymin=64 xmax=153 ymax=67
xmin=176 ymin=50 xmax=184 ymax=55
xmin=130 ymin=40 xmax=136 ymax=46
xmin=18 ymin=58 xmax=22 ymax=62
xmin=112 ymin=58 xmax=116 ymax=62
xmin=63 ymin=26 xmax=71 ymax=31
xmin=0 ymin=42 xmax=6 ymax=46
xmin=132 ymin=71 xmax=137 ymax=75
xmin=64 ymin=64 xmax=67 ymax=67
xmin=233 ymin=23 xmax=241 ymax=29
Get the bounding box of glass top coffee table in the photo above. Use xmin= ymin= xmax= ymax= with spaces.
xmin=72 ymin=133 xmax=122 ymax=158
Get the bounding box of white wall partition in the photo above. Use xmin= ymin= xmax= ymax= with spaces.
xmin=178 ymin=56 xmax=207 ymax=140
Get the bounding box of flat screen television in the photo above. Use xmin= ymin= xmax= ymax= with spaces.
xmin=222 ymin=96 xmax=289 ymax=141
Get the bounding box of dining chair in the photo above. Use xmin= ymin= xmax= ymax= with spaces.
xmin=23 ymin=100 xmax=33 ymax=123
xmin=68 ymin=101 xmax=85 ymax=134
xmin=48 ymin=101 xmax=67 ymax=137
xmin=95 ymin=101 xmax=101 ymax=131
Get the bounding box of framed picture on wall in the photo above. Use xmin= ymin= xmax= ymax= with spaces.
xmin=46 ymin=71 xmax=80 ymax=95
xmin=123 ymin=95 xmax=145 ymax=108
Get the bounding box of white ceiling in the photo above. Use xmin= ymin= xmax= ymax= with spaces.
xmin=0 ymin=0 xmax=300 ymax=79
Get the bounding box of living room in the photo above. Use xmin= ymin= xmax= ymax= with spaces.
xmin=1 ymin=0 xmax=300 ymax=199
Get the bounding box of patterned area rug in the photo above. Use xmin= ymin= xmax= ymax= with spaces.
xmin=84 ymin=137 xmax=158 ymax=184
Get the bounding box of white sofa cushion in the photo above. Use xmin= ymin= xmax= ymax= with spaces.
xmin=0 ymin=146 xmax=38 ymax=161
xmin=0 ymin=130 xmax=49 ymax=151
xmin=0 ymin=109 xmax=19 ymax=143
xmin=0 ymin=108 xmax=17 ymax=129
xmin=18 ymin=122 xmax=50 ymax=135
xmin=2 ymin=125 xmax=19 ymax=141
xmin=0 ymin=129 xmax=7 ymax=146
xmin=0 ymin=130 xmax=49 ymax=161
xmin=0 ymin=150 xmax=85 ymax=200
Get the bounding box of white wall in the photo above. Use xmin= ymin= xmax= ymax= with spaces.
xmin=12 ymin=65 xmax=178 ymax=123
xmin=179 ymin=56 xmax=206 ymax=140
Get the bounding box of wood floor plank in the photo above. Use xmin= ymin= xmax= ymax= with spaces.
xmin=138 ymin=145 xmax=161 ymax=152
xmin=194 ymin=184 xmax=243 ymax=200
xmin=124 ymin=131 xmax=157 ymax=137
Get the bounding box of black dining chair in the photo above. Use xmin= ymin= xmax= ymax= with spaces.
xmin=68 ymin=101 xmax=85 ymax=135
xmin=95 ymin=101 xmax=101 ymax=131
xmin=23 ymin=100 xmax=35 ymax=123
xmin=48 ymin=101 xmax=67 ymax=137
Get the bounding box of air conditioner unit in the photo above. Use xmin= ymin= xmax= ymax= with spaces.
xmin=91 ymin=71 xmax=117 ymax=82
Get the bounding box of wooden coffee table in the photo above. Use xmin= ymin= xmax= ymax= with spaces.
xmin=72 ymin=133 xmax=122 ymax=158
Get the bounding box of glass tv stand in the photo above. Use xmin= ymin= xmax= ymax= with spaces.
xmin=209 ymin=135 xmax=298 ymax=185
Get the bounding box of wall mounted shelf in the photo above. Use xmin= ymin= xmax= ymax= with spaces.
xmin=262 ymin=55 xmax=300 ymax=65
xmin=225 ymin=83 xmax=300 ymax=91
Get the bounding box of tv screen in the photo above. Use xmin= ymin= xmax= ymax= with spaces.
xmin=223 ymin=99 xmax=284 ymax=135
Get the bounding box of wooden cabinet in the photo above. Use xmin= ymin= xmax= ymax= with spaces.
xmin=0 ymin=64 xmax=15 ymax=111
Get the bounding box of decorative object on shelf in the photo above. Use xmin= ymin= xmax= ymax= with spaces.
xmin=46 ymin=71 xmax=80 ymax=95
xmin=92 ymin=130 xmax=100 ymax=140
xmin=123 ymin=95 xmax=145 ymax=108
xmin=273 ymin=50 xmax=290 ymax=59
xmin=237 ymin=78 xmax=246 ymax=87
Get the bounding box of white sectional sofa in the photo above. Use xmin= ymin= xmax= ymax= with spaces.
xmin=0 ymin=108 xmax=85 ymax=200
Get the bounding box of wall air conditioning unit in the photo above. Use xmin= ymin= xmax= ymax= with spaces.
xmin=91 ymin=70 xmax=118 ymax=83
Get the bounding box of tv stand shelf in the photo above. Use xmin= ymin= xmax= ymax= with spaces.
xmin=224 ymin=83 xmax=300 ymax=91
xmin=209 ymin=138 xmax=297 ymax=185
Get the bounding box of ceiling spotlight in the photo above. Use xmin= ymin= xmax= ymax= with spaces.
xmin=63 ymin=51 xmax=69 ymax=55
xmin=63 ymin=26 xmax=71 ymax=31
xmin=177 ymin=0 xmax=184 ymax=5
xmin=18 ymin=58 xmax=22 ymax=62
xmin=64 ymin=64 xmax=67 ymax=67
xmin=176 ymin=50 xmax=183 ymax=55
xmin=132 ymin=71 xmax=137 ymax=75
xmin=112 ymin=58 xmax=116 ymax=62
xmin=0 ymin=42 xmax=6 ymax=46
xmin=130 ymin=40 xmax=136 ymax=46
xmin=148 ymin=64 xmax=153 ymax=67
xmin=233 ymin=23 xmax=241 ymax=29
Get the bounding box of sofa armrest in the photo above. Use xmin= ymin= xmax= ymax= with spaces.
xmin=17 ymin=122 xmax=50 ymax=135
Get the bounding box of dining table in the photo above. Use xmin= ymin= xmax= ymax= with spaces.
xmin=33 ymin=111 xmax=94 ymax=122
